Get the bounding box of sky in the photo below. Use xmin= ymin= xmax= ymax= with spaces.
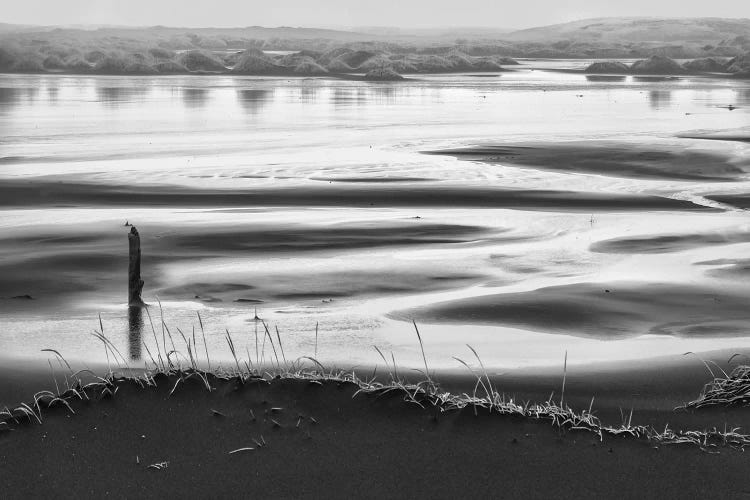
xmin=3 ymin=0 xmax=750 ymax=30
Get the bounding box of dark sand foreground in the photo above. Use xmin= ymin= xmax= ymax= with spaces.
xmin=3 ymin=359 xmax=750 ymax=499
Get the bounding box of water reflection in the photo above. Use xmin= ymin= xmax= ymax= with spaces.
xmin=735 ymin=88 xmax=750 ymax=107
xmin=370 ymin=85 xmax=398 ymax=102
xmin=236 ymin=88 xmax=273 ymax=113
xmin=46 ymin=86 xmax=59 ymax=103
xmin=331 ymin=88 xmax=366 ymax=108
xmin=649 ymin=90 xmax=672 ymax=110
xmin=0 ymin=87 xmax=39 ymax=106
xmin=96 ymin=86 xmax=148 ymax=106
xmin=181 ymin=87 xmax=209 ymax=108
xmin=128 ymin=306 xmax=143 ymax=361
xmin=585 ymin=75 xmax=626 ymax=82
xmin=299 ymin=85 xmax=320 ymax=104
xmin=634 ymin=76 xmax=680 ymax=83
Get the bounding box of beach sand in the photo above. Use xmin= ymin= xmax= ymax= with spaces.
xmin=0 ymin=180 xmax=713 ymax=211
xmin=391 ymin=282 xmax=750 ymax=339
xmin=2 ymin=358 xmax=750 ymax=498
xmin=0 ymin=218 xmax=498 ymax=310
xmin=423 ymin=141 xmax=749 ymax=182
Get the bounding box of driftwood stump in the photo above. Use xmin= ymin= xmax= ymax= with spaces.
xmin=128 ymin=226 xmax=145 ymax=306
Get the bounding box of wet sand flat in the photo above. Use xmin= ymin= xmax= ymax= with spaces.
xmin=1 ymin=71 xmax=749 ymax=368
xmin=0 ymin=219 xmax=498 ymax=309
xmin=392 ymin=282 xmax=750 ymax=339
xmin=590 ymin=230 xmax=750 ymax=254
xmin=424 ymin=141 xmax=749 ymax=181
xmin=0 ymin=179 xmax=714 ymax=211
xmin=706 ymin=193 xmax=750 ymax=209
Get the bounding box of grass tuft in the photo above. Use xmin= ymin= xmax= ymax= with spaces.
xmin=2 ymin=316 xmax=749 ymax=451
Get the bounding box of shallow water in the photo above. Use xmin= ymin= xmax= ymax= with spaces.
xmin=1 ymin=64 xmax=750 ymax=370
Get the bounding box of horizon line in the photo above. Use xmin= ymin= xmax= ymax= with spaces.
xmin=3 ymin=14 xmax=750 ymax=34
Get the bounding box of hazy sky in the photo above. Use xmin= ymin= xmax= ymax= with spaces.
xmin=4 ymin=0 xmax=750 ymax=29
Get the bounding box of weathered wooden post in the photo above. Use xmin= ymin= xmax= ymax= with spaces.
xmin=128 ymin=226 xmax=145 ymax=306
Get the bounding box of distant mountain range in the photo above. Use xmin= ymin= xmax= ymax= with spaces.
xmin=2 ymin=17 xmax=749 ymax=45
xmin=1 ymin=17 xmax=749 ymax=64
xmin=502 ymin=17 xmax=750 ymax=44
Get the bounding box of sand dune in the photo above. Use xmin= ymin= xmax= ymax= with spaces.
xmin=424 ymin=141 xmax=749 ymax=182
xmin=391 ymin=282 xmax=750 ymax=339
xmin=4 ymin=371 xmax=750 ymax=498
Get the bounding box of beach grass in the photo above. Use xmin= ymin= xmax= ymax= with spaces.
xmin=3 ymin=311 xmax=750 ymax=452
xmin=681 ymin=355 xmax=750 ymax=410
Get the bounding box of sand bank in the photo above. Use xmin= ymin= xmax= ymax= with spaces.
xmin=0 ymin=180 xmax=713 ymax=211
xmin=391 ymin=282 xmax=750 ymax=339
xmin=2 ymin=365 xmax=750 ymax=498
xmin=424 ymin=141 xmax=749 ymax=182
xmin=590 ymin=230 xmax=750 ymax=254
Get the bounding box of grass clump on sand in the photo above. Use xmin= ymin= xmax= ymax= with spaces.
xmin=681 ymin=356 xmax=750 ymax=409
xmin=3 ymin=311 xmax=750 ymax=451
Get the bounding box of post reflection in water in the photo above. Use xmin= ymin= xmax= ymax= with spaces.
xmin=128 ymin=306 xmax=143 ymax=361
xmin=648 ymin=89 xmax=672 ymax=110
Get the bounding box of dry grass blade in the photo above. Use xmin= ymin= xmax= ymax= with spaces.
xmin=561 ymin=350 xmax=568 ymax=407
xmin=262 ymin=322 xmax=281 ymax=371
xmin=466 ymin=344 xmax=494 ymax=397
xmin=412 ymin=320 xmax=431 ymax=383
xmin=41 ymin=349 xmax=72 ymax=373
xmin=275 ymin=326 xmax=288 ymax=369
xmin=196 ymin=311 xmax=211 ymax=372
xmin=314 ymin=322 xmax=319 ymax=360
xmin=228 ymin=447 xmax=254 ymax=454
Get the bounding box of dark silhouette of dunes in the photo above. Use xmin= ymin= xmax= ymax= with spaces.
xmin=153 ymin=60 xmax=188 ymax=73
xmin=177 ymin=50 xmax=226 ymax=72
xmin=585 ymin=61 xmax=629 ymax=74
xmin=231 ymin=52 xmax=285 ymax=74
xmin=683 ymin=57 xmax=729 ymax=72
xmin=631 ymin=55 xmax=685 ymax=74
xmin=364 ymin=67 xmax=404 ymax=81
xmin=586 ymin=53 xmax=750 ymax=76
